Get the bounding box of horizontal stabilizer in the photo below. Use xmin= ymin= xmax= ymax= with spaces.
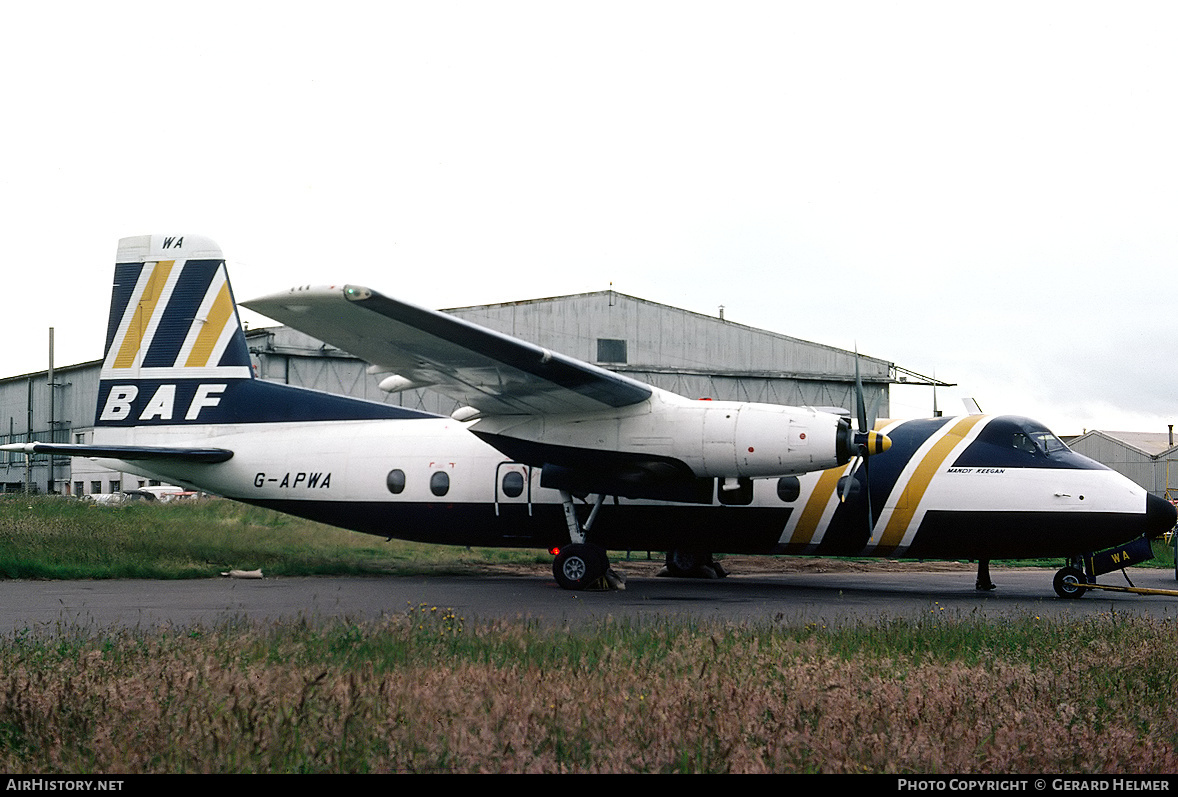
xmin=0 ymin=443 xmax=233 ymax=464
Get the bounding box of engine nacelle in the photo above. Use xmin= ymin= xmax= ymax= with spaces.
xmin=694 ymin=400 xmax=849 ymax=478
xmin=472 ymin=389 xmax=882 ymax=481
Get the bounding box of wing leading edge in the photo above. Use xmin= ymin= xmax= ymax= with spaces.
xmin=242 ymin=285 xmax=653 ymax=416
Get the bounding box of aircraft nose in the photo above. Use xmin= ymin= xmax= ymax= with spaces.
xmin=1144 ymin=493 xmax=1177 ymax=539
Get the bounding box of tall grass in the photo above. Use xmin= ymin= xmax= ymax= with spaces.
xmin=0 ymin=610 xmax=1174 ymax=773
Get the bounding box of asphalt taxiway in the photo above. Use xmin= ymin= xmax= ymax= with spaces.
xmin=0 ymin=563 xmax=1176 ymax=634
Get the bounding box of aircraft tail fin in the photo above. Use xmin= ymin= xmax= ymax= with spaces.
xmin=96 ymin=235 xmax=427 ymax=430
xmin=104 ymin=235 xmax=251 ymax=380
xmin=96 ymin=235 xmax=254 ymax=428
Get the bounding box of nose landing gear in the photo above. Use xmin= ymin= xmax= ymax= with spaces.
xmin=1053 ymin=536 xmax=1158 ymax=599
xmin=1053 ymin=564 xmax=1088 ymax=599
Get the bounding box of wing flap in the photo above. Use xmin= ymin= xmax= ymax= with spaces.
xmin=243 ymin=285 xmax=653 ymax=416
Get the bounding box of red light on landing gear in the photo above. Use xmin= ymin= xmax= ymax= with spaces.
xmin=548 ymin=546 xmax=561 ymax=556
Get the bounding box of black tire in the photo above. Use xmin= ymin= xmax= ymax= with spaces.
xmin=553 ymin=543 xmax=608 ymax=591
xmin=1053 ymin=566 xmax=1088 ymax=599
xmin=665 ymin=549 xmax=709 ymax=577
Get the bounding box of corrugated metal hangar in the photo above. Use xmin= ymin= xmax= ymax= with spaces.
xmin=1067 ymin=429 xmax=1178 ymax=500
xmin=1 ymin=290 xmax=928 ymax=496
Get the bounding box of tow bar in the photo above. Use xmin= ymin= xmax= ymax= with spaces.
xmin=1074 ymin=581 xmax=1178 ymax=598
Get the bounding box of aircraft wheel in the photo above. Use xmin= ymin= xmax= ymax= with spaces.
xmin=1053 ymin=566 xmax=1088 ymax=599
xmin=665 ymin=549 xmax=720 ymax=578
xmin=553 ymin=543 xmax=608 ymax=591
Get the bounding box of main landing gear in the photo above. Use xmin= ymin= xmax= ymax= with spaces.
xmin=551 ymin=492 xmax=625 ymax=591
xmin=552 ymin=543 xmax=612 ymax=590
xmin=660 ymin=549 xmax=728 ymax=580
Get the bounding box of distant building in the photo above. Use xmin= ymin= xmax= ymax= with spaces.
xmin=0 ymin=291 xmax=936 ymax=495
xmin=0 ymin=360 xmax=104 ymax=495
xmin=1068 ymin=429 xmax=1178 ymax=499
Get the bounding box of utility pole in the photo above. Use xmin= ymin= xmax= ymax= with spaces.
xmin=25 ymin=377 xmax=32 ymax=494
xmin=48 ymin=328 xmax=54 ymax=495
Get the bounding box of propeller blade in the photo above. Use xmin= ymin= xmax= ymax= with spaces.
xmin=847 ymin=347 xmax=889 ymax=534
xmin=854 ymin=347 xmax=867 ymax=433
xmin=838 ymin=455 xmax=862 ymax=502
xmin=863 ymin=453 xmax=874 ymax=536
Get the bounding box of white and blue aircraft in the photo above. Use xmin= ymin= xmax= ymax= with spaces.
xmin=5 ymin=235 xmax=1173 ymax=597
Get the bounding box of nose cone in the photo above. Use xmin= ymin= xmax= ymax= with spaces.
xmin=1144 ymin=493 xmax=1177 ymax=539
xmin=854 ymin=429 xmax=891 ymax=456
xmin=865 ymin=429 xmax=892 ymax=456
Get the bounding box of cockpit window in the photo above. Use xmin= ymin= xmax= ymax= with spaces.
xmin=1009 ymin=429 xmax=1068 ymax=457
xmin=1030 ymin=430 xmax=1069 ymax=456
xmin=1010 ymin=432 xmax=1040 ymax=456
xmin=952 ymin=417 xmax=1104 ymax=470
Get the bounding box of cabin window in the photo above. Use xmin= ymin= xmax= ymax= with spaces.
xmin=430 ymin=471 xmax=450 ymax=497
xmin=501 ymin=470 xmax=525 ymax=498
xmin=596 ymin=338 xmax=627 ymax=364
xmin=386 ymin=469 xmax=406 ymax=495
xmin=776 ymin=476 xmax=801 ymax=502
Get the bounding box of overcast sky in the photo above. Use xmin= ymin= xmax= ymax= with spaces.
xmin=3 ymin=2 xmax=1175 ymax=436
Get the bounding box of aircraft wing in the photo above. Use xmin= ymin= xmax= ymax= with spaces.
xmin=0 ymin=443 xmax=233 ymax=463
xmin=243 ymin=286 xmax=654 ymax=416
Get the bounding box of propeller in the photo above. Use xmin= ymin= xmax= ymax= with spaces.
xmin=839 ymin=350 xmax=892 ymax=536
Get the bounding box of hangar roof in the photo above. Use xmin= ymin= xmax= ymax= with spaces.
xmin=1069 ymin=430 xmax=1178 ymax=459
xmin=441 ymin=290 xmax=921 ymax=385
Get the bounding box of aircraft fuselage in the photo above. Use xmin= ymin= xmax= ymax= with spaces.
xmin=97 ymin=411 xmax=1175 ymax=561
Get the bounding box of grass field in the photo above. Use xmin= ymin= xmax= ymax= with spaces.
xmin=0 ymin=495 xmax=551 ymax=580
xmin=0 ymin=495 xmax=1175 ymax=773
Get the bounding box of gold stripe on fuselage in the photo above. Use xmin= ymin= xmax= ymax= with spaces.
xmin=874 ymin=414 xmax=987 ymax=553
xmin=786 ymin=464 xmax=849 ymax=548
